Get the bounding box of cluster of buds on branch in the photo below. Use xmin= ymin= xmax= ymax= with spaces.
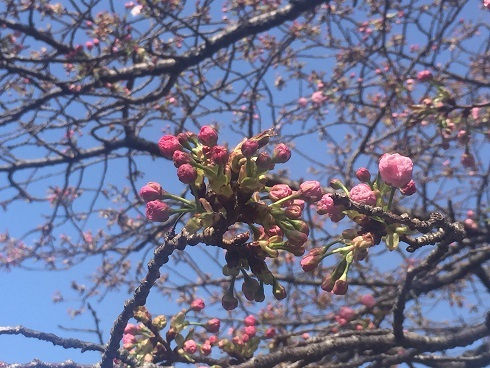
xmin=120 ymin=299 xmax=221 ymax=364
xmin=302 ymin=153 xmax=416 ymax=295
xmin=140 ymin=127 xmax=324 ymax=308
xmin=140 ymin=128 xmax=454 ymax=305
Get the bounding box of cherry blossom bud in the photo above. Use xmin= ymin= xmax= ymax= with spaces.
xmin=329 ymin=178 xmax=344 ymax=190
xmin=301 ymin=247 xmax=325 ymax=272
xmin=356 ymin=167 xmax=371 ymax=182
xmin=124 ymin=323 xmax=139 ymax=335
xmin=321 ymin=275 xmax=335 ymax=292
xmin=256 ymin=152 xmax=272 ymax=170
xmin=190 ymin=298 xmax=205 ymax=311
xmin=158 ymin=135 xmax=183 ymax=159
xmin=273 ymin=280 xmax=287 ymax=300
xmin=352 ymin=233 xmax=374 ymax=250
xmin=269 ymin=184 xmax=292 ymax=202
xmin=139 ymin=182 xmax=164 ymax=202
xmin=299 ymin=180 xmax=323 ymax=203
xmin=461 ymin=152 xmax=476 ymax=168
xmin=285 ymin=229 xmax=308 ymax=247
xmin=222 ymin=294 xmax=238 ymax=310
xmin=210 ymin=145 xmax=229 ymax=165
xmin=360 ymin=294 xmax=376 ymax=308
xmin=311 ymin=91 xmax=325 ymax=104
xmin=208 ymin=335 xmax=219 ymax=345
xmin=272 ymin=143 xmax=291 ymax=164
xmin=317 ymin=193 xmax=344 ymax=222
xmin=265 ymin=327 xmax=276 ymax=338
xmin=205 ymin=318 xmax=221 ymax=333
xmin=93 ymin=38 xmax=100 ymax=46
xmin=349 ymin=183 xmax=376 ymax=205
xmin=339 ymin=306 xmax=355 ymax=321
xmin=417 ymin=70 xmax=433 ymax=81
xmin=85 ymin=41 xmax=93 ymax=50
xmin=332 ymin=279 xmax=348 ymax=295
xmin=172 ymin=150 xmax=192 ymax=167
xmin=245 ymin=325 xmax=257 ymax=337
xmin=457 ymin=130 xmax=470 ymax=145
xmin=400 ymin=180 xmax=417 ymax=196
xmin=284 ymin=204 xmax=303 ymax=219
xmin=177 ymin=163 xmax=198 ymax=184
xmin=145 ymin=200 xmax=170 ymax=222
xmin=241 ymin=139 xmax=259 ymax=158
xmin=183 ymin=339 xmax=197 ymax=354
xmin=379 ymin=153 xmax=413 ymax=188
xmin=244 ymin=315 xmax=256 ymax=326
xmin=198 ymin=125 xmax=218 ymax=147
xmin=298 ymin=97 xmax=308 ymax=107
xmin=201 ymin=342 xmax=212 ymax=355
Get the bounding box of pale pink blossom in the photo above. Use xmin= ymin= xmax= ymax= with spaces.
xmin=379 ymin=153 xmax=413 ymax=188
xmin=349 ymin=183 xmax=376 ymax=205
xmin=311 ymin=91 xmax=325 ymax=104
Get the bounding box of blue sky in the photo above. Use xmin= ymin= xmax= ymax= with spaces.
xmin=1 ymin=0 xmax=489 ymax=365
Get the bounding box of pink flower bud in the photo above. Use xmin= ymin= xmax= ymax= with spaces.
xmin=172 ymin=150 xmax=192 ymax=167
xmin=400 ymin=180 xmax=417 ymax=196
xmin=222 ymin=294 xmax=238 ymax=310
xmin=124 ymin=323 xmax=139 ymax=335
xmin=208 ymin=335 xmax=219 ymax=345
xmin=300 ymin=247 xmax=324 ymax=272
xmin=177 ymin=163 xmax=198 ymax=184
xmin=139 ymin=182 xmax=164 ymax=202
xmin=417 ymin=70 xmax=433 ymax=81
xmin=457 ymin=130 xmax=470 ymax=145
xmin=339 ymin=306 xmax=355 ymax=321
xmin=93 ymin=38 xmax=100 ymax=46
xmin=85 ymin=41 xmax=93 ymax=50
xmin=461 ymin=152 xmax=476 ymax=168
xmin=269 ymin=184 xmax=292 ymax=202
xmin=379 ymin=153 xmax=413 ymax=188
xmin=284 ymin=204 xmax=303 ymax=219
xmin=299 ymin=180 xmax=323 ymax=203
xmin=241 ymin=139 xmax=259 ymax=158
xmin=333 ymin=279 xmax=348 ymax=295
xmin=190 ymin=298 xmax=205 ymax=311
xmin=349 ymin=183 xmax=376 ymax=205
xmin=360 ymin=294 xmax=376 ymax=308
xmin=272 ymin=143 xmax=291 ymax=164
xmin=210 ymin=145 xmax=229 ymax=165
xmin=356 ymin=167 xmax=371 ymax=182
xmin=265 ymin=327 xmax=276 ymax=338
xmin=298 ymin=97 xmax=308 ymax=107
xmin=183 ymin=339 xmax=197 ymax=354
xmin=311 ymin=91 xmax=325 ymax=104
xmin=317 ymin=194 xmax=344 ymax=222
xmin=158 ymin=135 xmax=183 ymax=159
xmin=244 ymin=325 xmax=257 ymax=337
xmin=285 ymin=229 xmax=308 ymax=247
xmin=145 ymin=200 xmax=170 ymax=222
xmin=244 ymin=315 xmax=256 ymax=326
xmin=256 ymin=151 xmax=272 ymax=170
xmin=321 ymin=275 xmax=334 ymax=292
xmin=206 ymin=318 xmax=221 ymax=333
xmin=198 ymin=125 xmax=218 ymax=147
xmin=201 ymin=342 xmax=212 ymax=355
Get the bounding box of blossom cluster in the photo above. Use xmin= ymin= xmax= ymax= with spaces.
xmin=120 ymin=299 xmax=221 ymax=364
xmin=301 ymin=153 xmax=415 ymax=295
xmin=140 ymin=127 xmax=324 ymax=307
